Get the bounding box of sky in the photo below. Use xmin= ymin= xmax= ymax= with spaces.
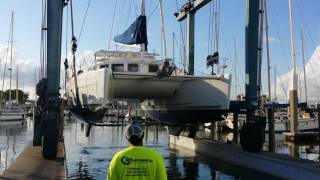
xmin=0 ymin=0 xmax=320 ymax=102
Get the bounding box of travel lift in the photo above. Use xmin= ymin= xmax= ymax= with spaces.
xmin=174 ymin=0 xmax=266 ymax=153
xmin=34 ymin=0 xmax=265 ymax=159
xmin=33 ymin=0 xmax=64 ymax=159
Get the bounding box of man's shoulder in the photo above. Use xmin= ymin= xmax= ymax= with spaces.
xmin=113 ymin=147 xmax=132 ymax=157
xmin=116 ymin=146 xmax=162 ymax=157
xmin=143 ymin=146 xmax=162 ymax=155
xmin=140 ymin=146 xmax=164 ymax=160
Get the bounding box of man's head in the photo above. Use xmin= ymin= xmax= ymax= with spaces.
xmin=125 ymin=121 xmax=144 ymax=146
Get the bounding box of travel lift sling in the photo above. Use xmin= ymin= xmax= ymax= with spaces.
xmin=34 ymin=0 xmax=265 ymax=159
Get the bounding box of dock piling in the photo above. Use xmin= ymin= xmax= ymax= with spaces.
xmin=317 ymin=104 xmax=320 ymax=132
xmin=233 ymin=112 xmax=239 ymax=144
xmin=267 ymin=108 xmax=275 ymax=152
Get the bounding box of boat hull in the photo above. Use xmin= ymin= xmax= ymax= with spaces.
xmin=66 ymin=69 xmax=231 ymax=125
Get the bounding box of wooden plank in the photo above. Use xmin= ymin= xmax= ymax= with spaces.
xmin=1 ymin=142 xmax=66 ymax=180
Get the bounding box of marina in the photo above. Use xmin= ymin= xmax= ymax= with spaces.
xmin=1 ymin=116 xmax=319 ymax=179
xmin=1 ymin=0 xmax=320 ymax=179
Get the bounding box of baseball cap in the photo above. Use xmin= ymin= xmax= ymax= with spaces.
xmin=125 ymin=121 xmax=144 ymax=139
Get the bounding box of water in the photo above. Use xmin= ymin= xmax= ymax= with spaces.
xmin=0 ymin=116 xmax=318 ymax=179
xmin=0 ymin=118 xmax=33 ymax=174
xmin=64 ymin=117 xmax=277 ymax=180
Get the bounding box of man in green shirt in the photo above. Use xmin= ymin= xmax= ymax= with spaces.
xmin=107 ymin=121 xmax=167 ymax=180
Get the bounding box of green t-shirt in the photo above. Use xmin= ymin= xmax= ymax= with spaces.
xmin=107 ymin=146 xmax=167 ymax=180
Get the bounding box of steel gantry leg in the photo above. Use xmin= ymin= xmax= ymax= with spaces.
xmin=41 ymin=0 xmax=64 ymax=159
xmin=240 ymin=0 xmax=266 ymax=153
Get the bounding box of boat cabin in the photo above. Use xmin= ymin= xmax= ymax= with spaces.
xmin=87 ymin=50 xmax=163 ymax=74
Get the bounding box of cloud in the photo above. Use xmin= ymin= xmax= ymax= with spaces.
xmin=0 ymin=43 xmax=95 ymax=100
xmin=273 ymin=46 xmax=320 ymax=103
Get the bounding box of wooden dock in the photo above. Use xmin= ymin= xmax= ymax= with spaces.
xmin=0 ymin=142 xmax=66 ymax=180
xmin=169 ymin=135 xmax=320 ymax=180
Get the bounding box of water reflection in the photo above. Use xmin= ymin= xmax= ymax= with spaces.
xmin=0 ymin=119 xmax=32 ymax=174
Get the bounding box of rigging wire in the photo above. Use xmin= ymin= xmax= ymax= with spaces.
xmin=214 ymin=0 xmax=221 ymax=53
xmin=174 ymin=35 xmax=183 ymax=69
xmin=220 ymin=29 xmax=244 ymax=95
xmin=207 ymin=1 xmax=213 ymax=54
xmin=115 ymin=0 xmax=125 ymax=36
xmin=148 ymin=3 xmax=159 ymax=21
xmin=107 ymin=0 xmax=119 ymax=51
xmin=78 ymin=0 xmax=91 ymax=43
xmin=268 ymin=0 xmax=291 ymax=72
xmin=276 ymin=68 xmax=288 ymax=98
xmin=175 ymin=0 xmax=186 ymax=73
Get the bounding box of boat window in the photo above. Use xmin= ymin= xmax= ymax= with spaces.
xmin=111 ymin=64 xmax=124 ymax=72
xmin=99 ymin=64 xmax=108 ymax=69
xmin=128 ymin=64 xmax=139 ymax=72
xmin=149 ymin=65 xmax=159 ymax=73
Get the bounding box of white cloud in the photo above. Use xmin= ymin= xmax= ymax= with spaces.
xmin=0 ymin=43 xmax=96 ymax=100
xmin=273 ymin=46 xmax=320 ymax=104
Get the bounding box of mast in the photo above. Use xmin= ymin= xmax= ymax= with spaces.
xmin=16 ymin=65 xmax=18 ymax=103
xmin=257 ymin=0 xmax=264 ymax=100
xmin=289 ymin=0 xmax=297 ymax=91
xmin=9 ymin=11 xmax=14 ymax=103
xmin=288 ymin=0 xmax=298 ymax=134
xmin=264 ymin=0 xmax=271 ymax=101
xmin=159 ymin=0 xmax=168 ymax=60
xmin=140 ymin=0 xmax=146 ymax=53
xmin=234 ymin=37 xmax=237 ymax=100
xmin=173 ymin=32 xmax=175 ymax=64
xmin=301 ymin=31 xmax=308 ymax=104
xmin=34 ymin=67 xmax=37 ymax=100
xmin=274 ymin=66 xmax=277 ymax=102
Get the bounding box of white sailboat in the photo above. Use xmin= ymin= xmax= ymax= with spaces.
xmin=66 ymin=0 xmax=231 ymax=125
xmin=0 ymin=11 xmax=25 ymax=121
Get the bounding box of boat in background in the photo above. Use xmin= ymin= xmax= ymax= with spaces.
xmin=224 ymin=111 xmax=318 ymax=133
xmin=0 ymin=12 xmax=26 ymax=123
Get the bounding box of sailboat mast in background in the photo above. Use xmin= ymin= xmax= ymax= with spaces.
xmin=159 ymin=0 xmax=168 ymax=60
xmin=264 ymin=0 xmax=272 ymax=101
xmin=274 ymin=66 xmax=277 ymax=102
xmin=16 ymin=65 xmax=19 ymax=103
xmin=301 ymin=31 xmax=308 ymax=104
xmin=9 ymin=11 xmax=14 ymax=103
xmin=140 ymin=0 xmax=146 ymax=55
xmin=234 ymin=37 xmax=237 ymax=100
xmin=288 ymin=0 xmax=298 ymax=134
